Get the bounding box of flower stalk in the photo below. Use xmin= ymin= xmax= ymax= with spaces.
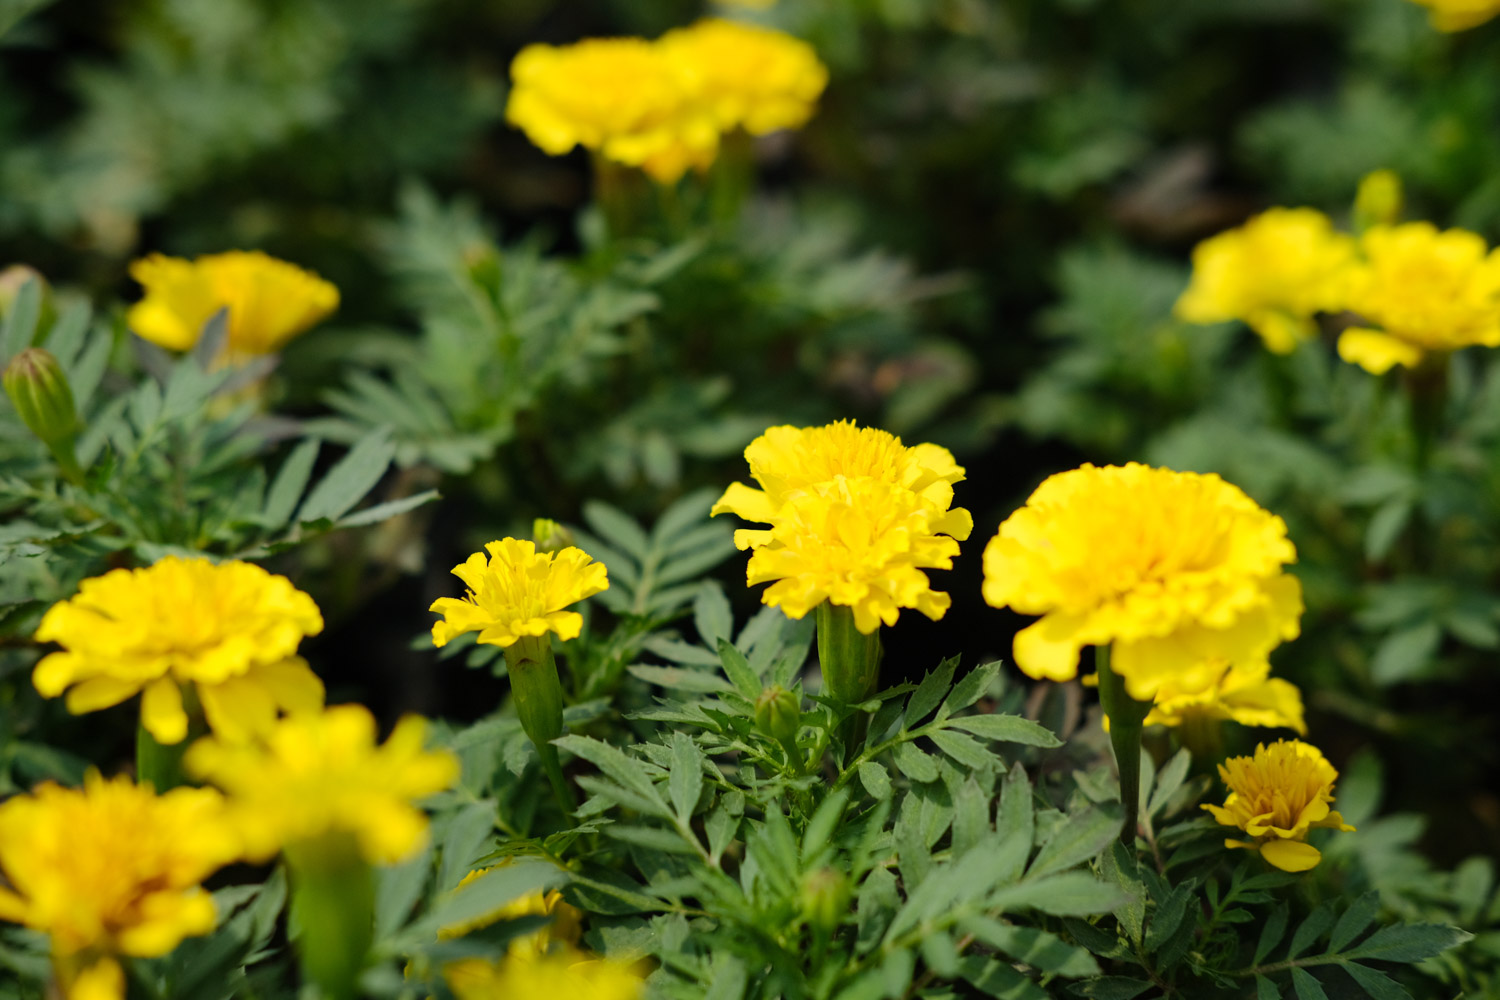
xmin=816 ymin=603 xmax=882 ymax=706
xmin=506 ymin=634 xmax=575 ymax=811
xmin=1095 ymin=644 xmax=1152 ymax=846
xmin=285 ymin=837 xmax=374 ymax=1000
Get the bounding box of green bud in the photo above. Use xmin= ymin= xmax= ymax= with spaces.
xmin=4 ymin=347 xmax=76 ymax=445
xmin=1354 ymin=169 xmax=1402 ymax=232
xmin=799 ymin=868 xmax=851 ymax=933
xmin=532 ymin=518 xmax=576 ymax=553
xmin=505 ymin=633 xmax=576 ymax=810
xmin=754 ymin=685 xmax=801 ymax=746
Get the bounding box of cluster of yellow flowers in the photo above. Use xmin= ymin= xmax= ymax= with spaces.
xmin=506 ymin=18 xmax=828 ymax=183
xmin=1177 ymin=194 xmax=1500 ymax=375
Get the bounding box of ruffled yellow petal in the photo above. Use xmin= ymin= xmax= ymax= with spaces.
xmin=1259 ymin=838 xmax=1322 ymax=872
xmin=67 ymin=957 xmax=125 ymax=1000
xmin=1337 ymin=328 xmax=1424 ymax=375
xmin=141 ymin=678 xmax=188 ymax=746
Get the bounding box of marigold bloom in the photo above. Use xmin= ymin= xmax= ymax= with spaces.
xmin=0 ymin=773 xmax=238 ymax=999
xmin=1176 ymin=208 xmax=1355 ymax=354
xmin=1204 ymin=739 xmax=1355 ymax=872
xmin=430 ymin=539 xmax=609 ymax=649
xmin=983 ymin=464 xmax=1302 ymax=702
xmin=661 ymin=19 xmax=828 ymax=136
xmin=1408 ymin=0 xmax=1500 ymax=29
xmin=1142 ymin=659 xmax=1306 ymax=732
xmin=445 ymin=947 xmax=644 ymax=1000
xmin=744 ymin=476 xmax=959 ymax=633
xmin=1337 ymin=222 xmax=1500 ymax=374
xmin=506 ymin=37 xmax=720 ymax=183
xmin=128 ymin=251 xmax=338 ymax=358
xmin=440 ymin=862 xmax=583 ymax=951
xmin=33 ymin=556 xmax=325 ymax=745
xmin=711 ymin=420 xmax=973 ymax=550
xmin=185 ymin=704 xmax=459 ymax=865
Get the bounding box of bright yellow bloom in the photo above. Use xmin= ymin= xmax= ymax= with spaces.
xmin=1408 ymin=0 xmax=1500 ymax=29
xmin=0 ymin=773 xmax=238 ymax=1000
xmin=506 ymin=37 xmax=720 ymax=183
xmin=430 ymin=539 xmax=609 ymax=649
xmin=982 ymin=464 xmax=1303 ymax=702
xmin=745 ymin=476 xmax=959 ymax=633
xmin=1142 ymin=659 xmax=1306 ymax=733
xmin=445 ymin=946 xmax=645 ymax=1000
xmin=661 ymin=19 xmax=828 ymax=136
xmin=1204 ymin=740 xmax=1355 ymax=872
xmin=1176 ymin=208 xmax=1355 ymax=354
xmin=185 ymin=704 xmax=459 ymax=865
xmin=33 ymin=557 xmax=325 ymax=745
xmin=439 ymin=862 xmax=582 ymax=952
xmin=712 ymin=420 xmax=972 ymax=550
xmin=128 ymin=251 xmax=338 ymax=358
xmin=1337 ymin=222 xmax=1500 ymax=374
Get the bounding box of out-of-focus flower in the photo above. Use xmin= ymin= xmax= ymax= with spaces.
xmin=1354 ymin=169 xmax=1403 ymax=231
xmin=982 ymin=464 xmax=1302 ymax=702
xmin=661 ymin=19 xmax=828 ymax=135
xmin=33 ymin=557 xmax=325 ymax=745
xmin=1143 ymin=659 xmax=1306 ymax=733
xmin=439 ymin=862 xmax=583 ymax=954
xmin=128 ymin=251 xmax=338 ymax=358
xmin=1176 ymin=208 xmax=1355 ymax=354
xmin=745 ymin=476 xmax=959 ymax=633
xmin=1204 ymin=739 xmax=1355 ymax=871
xmin=1337 ymin=222 xmax=1500 ymax=374
xmin=430 ymin=539 xmax=609 ymax=650
xmin=185 ymin=704 xmax=459 ymax=865
xmin=712 ymin=420 xmax=972 ymax=550
xmin=1408 ymin=0 xmax=1500 ymax=30
xmin=506 ymin=38 xmax=720 ymax=183
xmin=444 ymin=946 xmax=645 ymax=1000
xmin=0 ymin=773 xmax=238 ymax=1000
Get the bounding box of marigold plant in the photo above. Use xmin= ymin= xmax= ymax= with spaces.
xmin=33 ymin=556 xmax=326 ymax=745
xmin=660 ymin=18 xmax=829 ymax=136
xmin=1204 ymin=739 xmax=1356 ymax=872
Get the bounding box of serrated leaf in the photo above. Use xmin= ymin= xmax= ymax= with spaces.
xmin=1329 ymin=891 xmax=1381 ymax=953
xmin=402 ymin=857 xmax=564 ymax=945
xmin=948 ymin=714 xmax=1062 ymax=747
xmin=668 ymin=733 xmax=704 ymax=823
xmin=960 ymin=955 xmax=1050 ymax=999
xmin=858 ymin=761 xmax=892 ymax=800
xmin=1147 ymin=749 xmax=1191 ymax=818
xmin=1343 ymin=922 xmax=1472 ymax=963
xmin=1256 ymin=903 xmax=1288 ymax=965
xmin=582 ymin=500 xmax=650 ymax=560
xmin=1341 ymin=963 xmax=1414 ymax=1000
xmin=991 ymin=872 xmax=1126 ymax=917
xmin=1369 ymin=622 xmax=1441 ymax=686
xmin=1255 ymin=976 xmax=1280 ymax=1000
xmin=262 ymin=439 xmax=320 ymax=528
xmin=375 ymin=842 xmax=432 ymax=939
xmin=964 ymin=918 xmax=1101 ymax=977
xmin=803 ymin=790 xmax=848 ymax=862
xmin=554 ymin=735 xmax=670 ymax=819
xmin=1288 ymin=902 xmax=1334 ymax=960
xmin=1027 ymin=806 xmax=1119 ymax=880
xmin=905 ymin=656 xmax=959 ymax=728
xmin=693 ymin=582 xmax=733 ymax=648
xmin=627 ymin=665 xmax=734 ymax=693
xmin=717 ymin=638 xmax=761 ymax=698
xmin=297 ymin=430 xmax=395 ymax=524
xmin=995 ymin=764 xmax=1034 ymax=882
xmin=891 ymin=741 xmax=939 ymax=783
xmin=945 ymin=661 xmax=1001 ymax=715
xmin=1291 ymin=967 xmax=1329 ymax=1000
xmin=930 ymin=728 xmax=998 ymax=770
xmin=1065 ymin=975 xmax=1150 ymax=999
xmin=334 ymin=489 xmax=440 ymax=529
xmin=1 ymin=276 xmax=40 ymax=360
xmin=436 ymin=802 xmax=495 ymax=893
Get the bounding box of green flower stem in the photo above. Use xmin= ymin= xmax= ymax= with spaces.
xmin=1095 ymin=645 xmax=1152 ymax=847
xmin=135 ymin=684 xmax=203 ymax=792
xmin=285 ymin=838 xmax=373 ymax=1000
xmin=816 ymin=603 xmax=883 ymax=753
xmin=506 ymin=634 xmax=576 ymax=812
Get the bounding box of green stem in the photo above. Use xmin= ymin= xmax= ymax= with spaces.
xmin=285 ymin=842 xmax=373 ymax=1000
xmin=816 ymin=604 xmax=883 ymax=754
xmin=506 ymin=635 xmax=576 ymax=813
xmin=1095 ymin=645 xmax=1152 ymax=846
xmin=135 ymin=684 xmax=203 ymax=791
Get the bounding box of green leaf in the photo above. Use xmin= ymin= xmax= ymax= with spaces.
xmin=375 ymin=842 xmax=433 ymax=939
xmin=944 ymin=661 xmax=1001 ymax=715
xmin=802 ymin=790 xmax=848 ymax=862
xmin=0 ymin=276 xmax=40 ymax=360
xmin=930 ymin=729 xmax=998 ymax=770
xmin=693 ymin=582 xmax=733 ymax=647
xmin=1369 ymin=622 xmax=1441 ymax=686
xmin=668 ymin=733 xmax=704 ymax=823
xmin=948 ymin=714 xmax=1062 ymax=747
xmin=921 ymin=931 xmax=961 ymax=978
xmin=858 ymin=761 xmax=892 ymax=800
xmin=994 ymin=764 xmax=1034 ymax=882
xmin=1343 ymin=922 xmax=1473 ymax=963
xmin=554 ymin=735 xmax=671 ymax=820
xmin=960 ymin=956 xmax=1050 ymax=999
xmin=1288 ymin=902 xmax=1335 ymax=959
xmin=1147 ymin=748 xmax=1191 ymax=818
xmin=334 ymin=490 xmax=440 ymax=529
xmin=1341 ymin=963 xmax=1414 ymax=1000
xmin=404 ymin=858 xmax=565 ymax=944
xmin=1255 ymin=976 xmax=1280 ymax=1000
xmin=1143 ymin=880 xmax=1193 ymax=953
xmin=963 ymin=918 xmax=1101 ymax=977
xmin=601 ymin=825 xmax=701 ymax=855
xmin=1065 ymin=975 xmax=1151 ymax=999
xmin=1255 ymin=904 xmax=1289 ymax=965
xmin=1291 ymin=967 xmax=1329 ymax=1000
xmin=297 ymin=430 xmax=395 ymax=524
xmin=891 ymin=741 xmax=940 ymax=783
xmin=582 ymin=500 xmax=651 ymax=560
xmin=1329 ymin=891 xmax=1381 ymax=953
xmin=1027 ymin=806 xmax=1119 ymax=880
xmin=1365 ymin=498 xmax=1413 ymax=562
xmin=991 ymin=872 xmax=1127 ymax=917
xmin=627 ymin=665 xmax=734 ymax=694
xmin=436 ymin=802 xmax=495 ymax=893
xmin=856 ymin=866 xmax=899 ymax=955
xmin=263 ymin=439 xmax=321 ymax=528
xmin=717 ymin=638 xmax=762 ymax=698
xmin=905 ymin=656 xmax=959 ymax=728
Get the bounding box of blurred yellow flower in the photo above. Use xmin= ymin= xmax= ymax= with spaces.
xmin=185 ymin=704 xmax=459 ymax=865
xmin=662 ymin=19 xmax=828 ymax=135
xmin=506 ymin=37 xmax=720 ymax=183
xmin=1143 ymin=659 xmax=1306 ymax=733
xmin=745 ymin=476 xmax=959 ymax=633
xmin=711 ymin=420 xmax=972 ymax=550
xmin=128 ymin=251 xmax=338 ymax=358
xmin=430 ymin=538 xmax=609 ymax=649
xmin=439 ymin=862 xmax=582 ymax=952
xmin=1204 ymin=739 xmax=1355 ymax=872
xmin=1337 ymin=222 xmax=1500 ymax=374
xmin=33 ymin=556 xmax=325 ymax=745
xmin=1176 ymin=208 xmax=1354 ymax=354
xmin=1408 ymin=0 xmax=1500 ymax=30
xmin=0 ymin=773 xmax=238 ymax=1000
xmin=982 ymin=464 xmax=1302 ymax=702
xmin=445 ymin=946 xmax=645 ymax=1000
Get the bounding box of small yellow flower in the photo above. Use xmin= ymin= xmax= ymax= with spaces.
xmin=661 ymin=19 xmax=828 ymax=136
xmin=128 ymin=251 xmax=338 ymax=358
xmin=1407 ymin=0 xmax=1500 ymax=29
xmin=1176 ymin=208 xmax=1355 ymax=354
xmin=430 ymin=539 xmax=609 ymax=649
xmin=1204 ymin=739 xmax=1355 ymax=872
xmin=445 ymin=946 xmax=645 ymax=1000
xmin=1337 ymin=222 xmax=1500 ymax=374
xmin=1142 ymin=659 xmax=1306 ymax=733
xmin=711 ymin=420 xmax=972 ymax=550
xmin=33 ymin=556 xmax=325 ymax=745
xmin=744 ymin=476 xmax=959 ymax=633
xmin=439 ymin=862 xmax=583 ymax=952
xmin=506 ymin=37 xmax=720 ymax=183
xmin=0 ymin=773 xmax=238 ymax=1000
xmin=185 ymin=704 xmax=459 ymax=865
xmin=982 ymin=464 xmax=1303 ymax=702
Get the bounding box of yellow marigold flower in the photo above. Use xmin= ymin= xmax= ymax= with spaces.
xmin=506 ymin=37 xmax=720 ymax=183
xmin=982 ymin=464 xmax=1303 ymax=702
xmin=711 ymin=420 xmax=972 ymax=550
xmin=745 ymin=476 xmax=959 ymax=634
xmin=430 ymin=539 xmax=609 ymax=649
xmin=1337 ymin=222 xmax=1500 ymax=374
xmin=185 ymin=704 xmax=459 ymax=865
xmin=1142 ymin=659 xmax=1306 ymax=733
xmin=1176 ymin=208 xmax=1355 ymax=354
xmin=33 ymin=556 xmax=325 ymax=745
xmin=445 ymin=946 xmax=645 ymax=1000
xmin=1408 ymin=0 xmax=1500 ymax=29
xmin=0 ymin=773 xmax=238 ymax=1000
xmin=661 ymin=19 xmax=828 ymax=136
xmin=128 ymin=251 xmax=338 ymax=358
xmin=439 ymin=862 xmax=582 ymax=952
xmin=1204 ymin=739 xmax=1355 ymax=872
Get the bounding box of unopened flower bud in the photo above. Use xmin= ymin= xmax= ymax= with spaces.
xmin=1355 ymin=169 xmax=1402 ymax=232
xmin=799 ymin=868 xmax=850 ymax=933
xmin=532 ymin=518 xmax=575 ymax=554
xmin=754 ymin=685 xmax=801 ymax=746
xmin=5 ymin=348 xmax=77 ymax=447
